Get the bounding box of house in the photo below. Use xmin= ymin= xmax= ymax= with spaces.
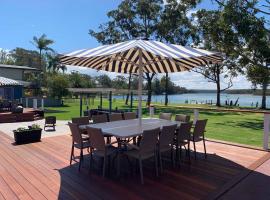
xmin=0 ymin=76 xmax=23 ymax=100
xmin=0 ymin=64 xmax=40 ymax=100
xmin=0 ymin=64 xmax=40 ymax=84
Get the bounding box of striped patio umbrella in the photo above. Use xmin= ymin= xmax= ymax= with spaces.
xmin=60 ymin=39 xmax=223 ymax=119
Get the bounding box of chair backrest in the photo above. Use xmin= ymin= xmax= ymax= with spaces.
xmin=159 ymin=124 xmax=177 ymax=147
xmin=177 ymin=122 xmax=193 ymax=143
xmin=109 ymin=113 xmax=123 ymax=122
xmin=68 ymin=122 xmax=82 ymax=144
xmin=159 ymin=112 xmax=172 ymax=120
xmin=92 ymin=114 xmax=108 ymax=123
xmin=175 ymin=114 xmax=190 ymax=123
xmin=71 ymin=116 xmax=89 ymax=125
xmin=87 ymin=127 xmax=105 ymax=151
xmin=139 ymin=127 xmax=160 ymax=154
xmin=123 ymin=112 xmax=136 ymax=120
xmin=193 ymin=119 xmax=208 ymax=139
xmin=45 ymin=116 xmax=56 ymax=124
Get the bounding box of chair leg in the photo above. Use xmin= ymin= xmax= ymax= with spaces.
xmin=155 ymin=152 xmax=158 ymax=177
xmin=103 ymin=156 xmax=106 ymax=177
xmin=117 ymin=151 xmax=120 ymax=177
xmin=78 ymin=149 xmax=83 ymax=171
xmin=171 ymin=147 xmax=175 ymax=167
xmin=203 ymin=138 xmax=207 ymax=159
xmin=193 ymin=141 xmax=197 ymax=160
xmin=159 ymin=150 xmax=163 ymax=174
xmin=187 ymin=142 xmax=191 ymax=163
xmin=89 ymin=151 xmax=93 ymax=172
xmin=70 ymin=144 xmax=74 ymax=165
xmin=139 ymin=158 xmax=144 ymax=184
xmin=170 ymin=148 xmax=174 ymax=167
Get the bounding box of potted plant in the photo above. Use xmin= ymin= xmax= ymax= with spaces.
xmin=13 ymin=124 xmax=42 ymax=144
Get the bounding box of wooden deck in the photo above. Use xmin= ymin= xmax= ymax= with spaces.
xmin=0 ymin=132 xmax=269 ymax=200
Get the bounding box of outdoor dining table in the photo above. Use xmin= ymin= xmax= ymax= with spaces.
xmin=79 ymin=118 xmax=181 ymax=139
xmin=79 ymin=118 xmax=181 ymax=177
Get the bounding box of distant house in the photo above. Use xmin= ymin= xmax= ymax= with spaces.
xmin=0 ymin=64 xmax=40 ymax=100
xmin=0 ymin=77 xmax=23 ymax=100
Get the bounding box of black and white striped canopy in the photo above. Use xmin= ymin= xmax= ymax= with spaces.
xmin=60 ymin=39 xmax=222 ymax=74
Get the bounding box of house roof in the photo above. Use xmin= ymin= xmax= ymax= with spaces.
xmin=68 ymin=88 xmax=147 ymax=94
xmin=0 ymin=76 xmax=23 ymax=86
xmin=0 ymin=64 xmax=40 ymax=71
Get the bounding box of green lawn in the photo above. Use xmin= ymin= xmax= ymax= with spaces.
xmin=45 ymin=98 xmax=265 ymax=148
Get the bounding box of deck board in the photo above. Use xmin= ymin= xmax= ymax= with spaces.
xmin=0 ymin=131 xmax=269 ymax=200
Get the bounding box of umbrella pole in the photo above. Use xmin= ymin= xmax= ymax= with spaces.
xmin=138 ymin=48 xmax=143 ymax=125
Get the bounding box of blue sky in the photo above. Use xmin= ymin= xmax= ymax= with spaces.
xmin=0 ymin=0 xmax=255 ymax=89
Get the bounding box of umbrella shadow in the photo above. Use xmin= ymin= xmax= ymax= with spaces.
xmin=56 ymin=149 xmax=270 ymax=199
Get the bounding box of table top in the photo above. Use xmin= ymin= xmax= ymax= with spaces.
xmin=79 ymin=118 xmax=180 ymax=138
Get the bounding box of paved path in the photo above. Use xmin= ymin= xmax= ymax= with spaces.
xmin=0 ymin=119 xmax=71 ymax=138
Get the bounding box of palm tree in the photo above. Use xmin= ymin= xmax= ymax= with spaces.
xmin=47 ymin=53 xmax=67 ymax=73
xmin=31 ymin=34 xmax=54 ymax=70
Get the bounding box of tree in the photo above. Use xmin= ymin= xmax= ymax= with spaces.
xmin=144 ymin=73 xmax=155 ymax=105
xmin=69 ymin=71 xmax=96 ymax=88
xmin=89 ymin=0 xmax=201 ymax=105
xmin=31 ymin=34 xmax=54 ymax=71
xmin=95 ymin=74 xmax=112 ymax=88
xmin=0 ymin=49 xmax=14 ymax=65
xmin=11 ymin=48 xmax=42 ymax=68
xmin=156 ymin=0 xmax=201 ymax=104
xmin=46 ymin=52 xmax=67 ymax=73
xmin=89 ymin=0 xmax=162 ymax=105
xmin=216 ymin=0 xmax=270 ymax=109
xmin=112 ymin=75 xmax=128 ymax=89
xmin=47 ymin=74 xmax=69 ymax=99
xmin=194 ymin=9 xmax=241 ymax=106
xmin=125 ymin=73 xmax=132 ymax=105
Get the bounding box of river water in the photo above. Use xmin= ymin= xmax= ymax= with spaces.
xmin=114 ymin=93 xmax=269 ymax=107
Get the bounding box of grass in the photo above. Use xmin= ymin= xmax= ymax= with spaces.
xmin=44 ymin=98 xmax=265 ymax=148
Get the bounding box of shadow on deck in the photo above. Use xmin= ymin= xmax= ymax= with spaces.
xmin=0 ymin=132 xmax=269 ymax=200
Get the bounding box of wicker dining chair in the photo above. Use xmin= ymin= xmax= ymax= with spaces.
xmin=68 ymin=122 xmax=91 ymax=171
xmin=92 ymin=114 xmax=111 ymax=143
xmin=175 ymin=114 xmax=191 ymax=123
xmin=158 ymin=124 xmax=177 ymax=173
xmin=123 ymin=112 xmax=137 ymax=120
xmin=87 ymin=127 xmax=117 ymax=177
xmin=71 ymin=116 xmax=90 ymax=125
xmin=92 ymin=114 xmax=108 ymax=123
xmin=191 ymin=119 xmax=208 ymax=159
xmin=175 ymin=122 xmax=193 ymax=164
xmin=71 ymin=116 xmax=90 ymax=140
xmin=109 ymin=113 xmax=123 ymax=122
xmin=44 ymin=116 xmax=56 ymax=131
xmin=124 ymin=127 xmax=160 ymax=184
xmin=159 ymin=113 xmax=172 ymax=120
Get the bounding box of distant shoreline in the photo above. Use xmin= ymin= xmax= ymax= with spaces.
xmin=186 ymin=89 xmax=269 ymax=96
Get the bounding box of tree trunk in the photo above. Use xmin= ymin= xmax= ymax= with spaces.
xmin=165 ymin=73 xmax=168 ymax=106
xmin=147 ymin=79 xmax=152 ymax=106
xmin=261 ymin=81 xmax=268 ymax=109
xmin=216 ymin=67 xmax=221 ymax=107
xmin=145 ymin=73 xmax=154 ymax=106
xmin=125 ymin=73 xmax=132 ymax=105
xmin=39 ymin=49 xmax=42 ymax=71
